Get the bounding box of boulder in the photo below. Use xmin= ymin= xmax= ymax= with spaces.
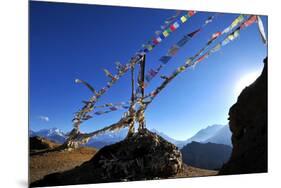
xmin=31 ymin=128 xmax=183 ymax=187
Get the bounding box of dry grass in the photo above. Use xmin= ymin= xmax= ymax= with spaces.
xmin=29 ymin=147 xmax=97 ymax=183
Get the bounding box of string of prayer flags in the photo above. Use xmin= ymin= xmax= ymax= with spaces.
xmin=143 ymin=16 xmax=258 ymax=111
xmin=141 ymin=10 xmax=197 ymax=53
xmin=145 ymin=14 xmax=217 ymax=85
xmin=72 ymin=11 xmax=197 ymax=126
xmin=257 ymin=16 xmax=267 ymax=45
xmin=222 ymin=15 xmax=245 ymax=34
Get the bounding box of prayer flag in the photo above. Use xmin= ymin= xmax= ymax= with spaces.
xmin=211 ymin=31 xmax=222 ymax=40
xmin=152 ymin=38 xmax=159 ymax=45
xmin=231 ymin=15 xmax=244 ymax=29
xmin=159 ymin=55 xmax=172 ymax=64
xmin=155 ymin=30 xmax=162 ymax=35
xmin=168 ymin=45 xmax=180 ymax=56
xmin=156 ymin=36 xmax=162 ymax=43
xmin=187 ymin=29 xmax=201 ymax=38
xmin=257 ymin=16 xmax=267 ymax=45
xmin=180 ymin=15 xmax=187 ymax=23
xmin=210 ymin=43 xmax=222 ymax=53
xmin=241 ymin=15 xmax=257 ymax=29
xmin=222 ymin=26 xmax=231 ymax=34
xmin=173 ymin=22 xmax=180 ymax=29
xmin=82 ymin=115 xmax=92 ymax=120
xmin=103 ymin=69 xmax=113 ymax=78
xmin=170 ymin=24 xmax=176 ymax=32
xmin=159 ymin=33 xmax=165 ymax=40
xmin=222 ymin=38 xmax=230 ymax=46
xmin=94 ymin=111 xmax=103 ymax=115
xmin=163 ymin=30 xmax=169 ymax=37
xmin=188 ymin=10 xmax=196 ymax=17
xmin=205 ymin=16 xmax=214 ymax=24
xmin=177 ymin=35 xmax=190 ymax=47
xmin=185 ymin=58 xmax=193 ymax=66
xmin=110 ymin=106 xmax=118 ymax=111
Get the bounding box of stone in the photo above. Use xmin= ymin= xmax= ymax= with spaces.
xmin=31 ymin=128 xmax=184 ymax=187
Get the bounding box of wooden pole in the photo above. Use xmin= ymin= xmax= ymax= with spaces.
xmin=138 ymin=54 xmax=146 ymax=131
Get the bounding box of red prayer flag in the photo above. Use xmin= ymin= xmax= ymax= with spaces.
xmin=152 ymin=38 xmax=159 ymax=45
xmin=188 ymin=10 xmax=196 ymax=17
xmin=241 ymin=15 xmax=257 ymax=29
xmin=170 ymin=24 xmax=176 ymax=31
xmin=212 ymin=32 xmax=222 ymax=39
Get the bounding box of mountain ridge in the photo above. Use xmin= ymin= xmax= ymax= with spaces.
xmin=30 ymin=124 xmax=231 ymax=148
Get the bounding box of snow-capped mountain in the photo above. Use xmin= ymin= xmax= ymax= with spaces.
xmin=30 ymin=128 xmax=67 ymax=144
xmin=175 ymin=124 xmax=225 ymax=148
xmin=205 ymin=125 xmax=232 ymax=146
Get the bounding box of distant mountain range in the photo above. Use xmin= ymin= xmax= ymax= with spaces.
xmin=29 ymin=128 xmax=67 ymax=144
xmin=29 ymin=124 xmax=232 ymax=149
xmin=181 ymin=141 xmax=232 ymax=170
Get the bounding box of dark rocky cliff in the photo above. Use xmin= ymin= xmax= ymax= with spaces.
xmin=219 ymin=57 xmax=268 ymax=174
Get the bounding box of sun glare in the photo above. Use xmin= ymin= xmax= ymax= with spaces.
xmin=235 ymin=71 xmax=261 ymax=97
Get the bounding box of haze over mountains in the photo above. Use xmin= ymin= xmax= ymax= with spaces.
xmin=30 ymin=124 xmax=232 ymax=149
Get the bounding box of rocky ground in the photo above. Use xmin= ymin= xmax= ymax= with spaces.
xmin=30 ymin=130 xmax=217 ymax=187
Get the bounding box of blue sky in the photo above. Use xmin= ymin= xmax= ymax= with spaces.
xmin=29 ymin=1 xmax=267 ymax=140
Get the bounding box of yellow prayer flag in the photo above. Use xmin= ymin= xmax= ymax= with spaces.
xmin=163 ymin=30 xmax=169 ymax=37
xmin=228 ymin=33 xmax=235 ymax=40
xmin=180 ymin=16 xmax=187 ymax=23
xmin=231 ymin=15 xmax=244 ymax=29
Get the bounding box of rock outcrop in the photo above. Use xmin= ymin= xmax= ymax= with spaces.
xmin=219 ymin=57 xmax=268 ymax=174
xmin=31 ymin=128 xmax=183 ymax=187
